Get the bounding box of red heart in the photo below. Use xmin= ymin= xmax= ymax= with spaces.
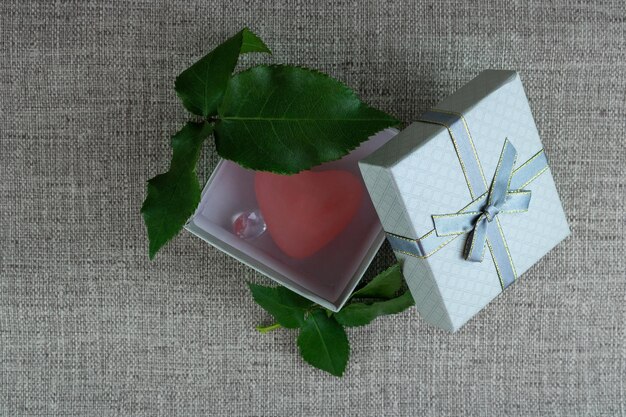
xmin=255 ymin=170 xmax=363 ymax=259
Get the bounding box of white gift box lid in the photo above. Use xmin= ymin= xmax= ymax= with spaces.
xmin=359 ymin=70 xmax=570 ymax=331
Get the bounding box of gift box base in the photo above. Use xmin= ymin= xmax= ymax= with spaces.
xmin=186 ymin=129 xmax=399 ymax=311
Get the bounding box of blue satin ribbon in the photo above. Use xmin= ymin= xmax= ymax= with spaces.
xmin=386 ymin=109 xmax=548 ymax=290
xmin=432 ymin=139 xmax=530 ymax=262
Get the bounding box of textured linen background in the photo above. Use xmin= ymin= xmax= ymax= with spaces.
xmin=1 ymin=0 xmax=624 ymax=416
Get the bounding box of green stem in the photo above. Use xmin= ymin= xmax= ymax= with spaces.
xmin=256 ymin=323 xmax=282 ymax=333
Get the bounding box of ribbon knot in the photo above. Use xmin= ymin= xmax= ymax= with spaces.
xmin=432 ymin=139 xmax=532 ymax=262
xmin=483 ymin=204 xmax=500 ymax=222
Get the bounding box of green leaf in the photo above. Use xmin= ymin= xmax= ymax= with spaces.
xmin=352 ymin=263 xmax=404 ymax=299
xmin=248 ymin=283 xmax=313 ymax=328
xmin=240 ymin=29 xmax=271 ymax=53
xmin=297 ymin=310 xmax=350 ymax=377
xmin=335 ymin=291 xmax=414 ymax=327
xmin=214 ymin=65 xmax=400 ymax=174
xmin=175 ymin=28 xmax=270 ymax=117
xmin=141 ymin=121 xmax=213 ymax=258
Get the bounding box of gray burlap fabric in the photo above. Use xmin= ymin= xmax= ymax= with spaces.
xmin=1 ymin=1 xmax=624 ymax=416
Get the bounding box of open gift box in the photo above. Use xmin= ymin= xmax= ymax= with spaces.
xmin=187 ymin=70 xmax=570 ymax=330
xmin=185 ymin=129 xmax=399 ymax=311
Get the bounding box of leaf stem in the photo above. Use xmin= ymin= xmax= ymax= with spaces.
xmin=256 ymin=323 xmax=283 ymax=333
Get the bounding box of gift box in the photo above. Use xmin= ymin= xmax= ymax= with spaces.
xmin=359 ymin=70 xmax=570 ymax=331
xmin=185 ymin=129 xmax=398 ymax=311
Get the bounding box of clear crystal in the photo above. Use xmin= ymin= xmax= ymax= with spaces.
xmin=232 ymin=210 xmax=266 ymax=240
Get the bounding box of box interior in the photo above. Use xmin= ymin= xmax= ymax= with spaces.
xmin=190 ymin=129 xmax=398 ymax=306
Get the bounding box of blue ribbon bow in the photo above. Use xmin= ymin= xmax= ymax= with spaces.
xmin=432 ymin=139 xmax=531 ymax=262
